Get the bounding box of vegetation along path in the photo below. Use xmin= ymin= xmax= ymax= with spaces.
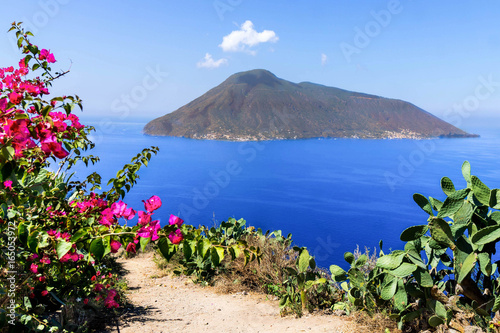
xmin=105 ymin=253 xmax=351 ymax=333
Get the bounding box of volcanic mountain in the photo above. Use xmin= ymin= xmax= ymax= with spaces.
xmin=143 ymin=69 xmax=477 ymax=140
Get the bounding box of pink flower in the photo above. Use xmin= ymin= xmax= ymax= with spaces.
xmin=99 ymin=208 xmax=115 ymax=227
xmin=138 ymin=211 xmax=152 ymax=226
xmin=40 ymin=256 xmax=51 ymax=264
xmin=59 ymin=251 xmax=72 ymax=262
xmin=30 ymin=263 xmax=38 ymax=274
xmin=3 ymin=180 xmax=12 ymax=190
xmin=168 ymin=229 xmax=184 ymax=245
xmin=111 ymin=201 xmax=136 ymax=220
xmin=169 ymin=214 xmax=184 ymax=227
xmin=110 ymin=240 xmax=121 ymax=253
xmin=39 ymin=49 xmax=56 ymax=63
xmin=28 ymin=253 xmax=39 ymax=261
xmin=8 ymin=91 xmax=22 ymax=105
xmin=84 ymin=298 xmax=89 ymax=305
xmin=143 ymin=195 xmax=162 ymax=213
xmin=41 ymin=290 xmax=49 ymax=296
xmin=137 ymin=220 xmax=161 ymax=241
xmin=70 ymin=252 xmax=79 ymax=262
xmin=48 ymin=229 xmax=58 ymax=236
xmin=125 ymin=242 xmax=136 ymax=254
xmin=94 ymin=283 xmax=104 ymax=292
xmin=40 ymin=135 xmax=69 ymax=159
xmin=107 ymin=289 xmax=118 ymax=298
xmin=104 ymin=297 xmax=120 ymax=308
xmin=38 ymin=276 xmax=46 ymax=283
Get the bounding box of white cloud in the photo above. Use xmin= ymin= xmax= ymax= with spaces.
xmin=197 ymin=53 xmax=228 ymax=69
xmin=219 ymin=20 xmax=278 ymax=54
xmin=321 ymin=53 xmax=328 ymax=66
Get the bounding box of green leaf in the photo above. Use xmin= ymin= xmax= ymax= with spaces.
xmin=381 ymin=278 xmax=398 ymax=300
xmin=471 ymin=175 xmax=491 ymax=206
xmin=471 ymin=225 xmax=500 ymax=245
xmin=490 ymin=189 xmax=500 ymax=209
xmin=477 ymin=252 xmax=492 ymax=276
xmin=402 ymin=310 xmax=422 ymax=323
xmin=462 ymin=161 xmax=471 ymax=186
xmin=354 ymin=254 xmax=367 ymax=268
xmin=56 ymin=240 xmax=73 ymax=259
xmin=377 ymin=252 xmax=405 ymax=270
xmin=298 ymin=249 xmax=310 ymax=273
xmin=27 ymin=231 xmax=40 ymax=252
xmin=230 ymin=244 xmax=241 ymax=259
xmin=413 ymin=193 xmax=434 ymax=215
xmin=17 ymin=222 xmax=29 ymax=245
xmin=400 ymin=225 xmax=429 ymax=242
xmin=393 ymin=279 xmax=408 ymax=311
xmin=182 ymin=239 xmax=194 ymax=261
xmin=139 ymin=236 xmax=149 ymax=252
xmin=211 ymin=246 xmax=225 ymax=266
xmin=434 ymin=300 xmax=447 ymax=319
xmin=490 ymin=211 xmax=500 ymax=225
xmin=329 ymin=265 xmax=347 ymax=281
xmin=89 ymin=238 xmax=104 ymax=261
xmin=414 ymin=267 xmax=433 ymax=287
xmin=437 ymin=189 xmax=469 ymax=218
xmin=457 ymin=252 xmax=477 ymax=283
xmin=429 ymin=197 xmax=443 ymax=212
xmin=71 ymin=229 xmax=88 ymax=243
xmin=407 ymin=251 xmax=427 ymax=269
xmin=428 ymin=315 xmax=445 ymax=327
xmin=197 ymin=238 xmax=211 ymax=259
xmin=493 ymin=296 xmax=500 ymax=312
xmin=440 ymin=177 xmax=456 ymax=196
xmin=453 ymin=201 xmax=473 ymax=226
xmin=344 ymin=252 xmax=354 ymax=265
xmin=158 ymin=237 xmax=176 ymax=261
xmin=389 ymin=263 xmax=417 ymax=278
xmin=428 ymin=218 xmax=455 ymax=248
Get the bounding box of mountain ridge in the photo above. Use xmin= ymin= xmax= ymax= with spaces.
xmin=143 ymin=69 xmax=478 ymax=141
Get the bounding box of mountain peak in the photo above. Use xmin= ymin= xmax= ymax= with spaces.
xmin=224 ymin=69 xmax=283 ymax=88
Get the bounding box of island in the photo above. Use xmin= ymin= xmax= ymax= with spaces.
xmin=143 ymin=69 xmax=478 ymax=141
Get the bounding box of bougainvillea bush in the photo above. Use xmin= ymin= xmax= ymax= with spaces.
xmin=0 ymin=23 xmax=185 ymax=332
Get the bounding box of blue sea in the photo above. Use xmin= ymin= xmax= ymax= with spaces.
xmin=71 ymin=116 xmax=500 ymax=269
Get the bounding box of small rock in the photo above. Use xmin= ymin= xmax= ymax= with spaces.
xmin=333 ymin=310 xmax=346 ymax=316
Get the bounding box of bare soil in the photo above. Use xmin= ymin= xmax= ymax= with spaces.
xmin=103 ymin=253 xmax=354 ymax=333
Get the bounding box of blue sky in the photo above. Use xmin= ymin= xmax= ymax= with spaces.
xmin=1 ymin=1 xmax=499 ymax=131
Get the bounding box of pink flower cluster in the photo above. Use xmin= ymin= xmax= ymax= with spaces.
xmin=1 ymin=52 xmax=84 ymax=162
xmin=100 ymin=200 xmax=136 ymax=227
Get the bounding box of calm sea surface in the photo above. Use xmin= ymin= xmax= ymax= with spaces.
xmin=72 ymin=117 xmax=500 ymax=268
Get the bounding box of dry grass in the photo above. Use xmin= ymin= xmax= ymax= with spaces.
xmin=346 ymin=311 xmax=400 ymax=333
xmin=213 ymin=233 xmax=297 ymax=295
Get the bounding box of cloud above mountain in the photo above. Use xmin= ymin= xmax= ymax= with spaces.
xmin=219 ymin=20 xmax=278 ymax=54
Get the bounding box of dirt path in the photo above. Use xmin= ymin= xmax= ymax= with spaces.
xmin=105 ymin=253 xmax=351 ymax=333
